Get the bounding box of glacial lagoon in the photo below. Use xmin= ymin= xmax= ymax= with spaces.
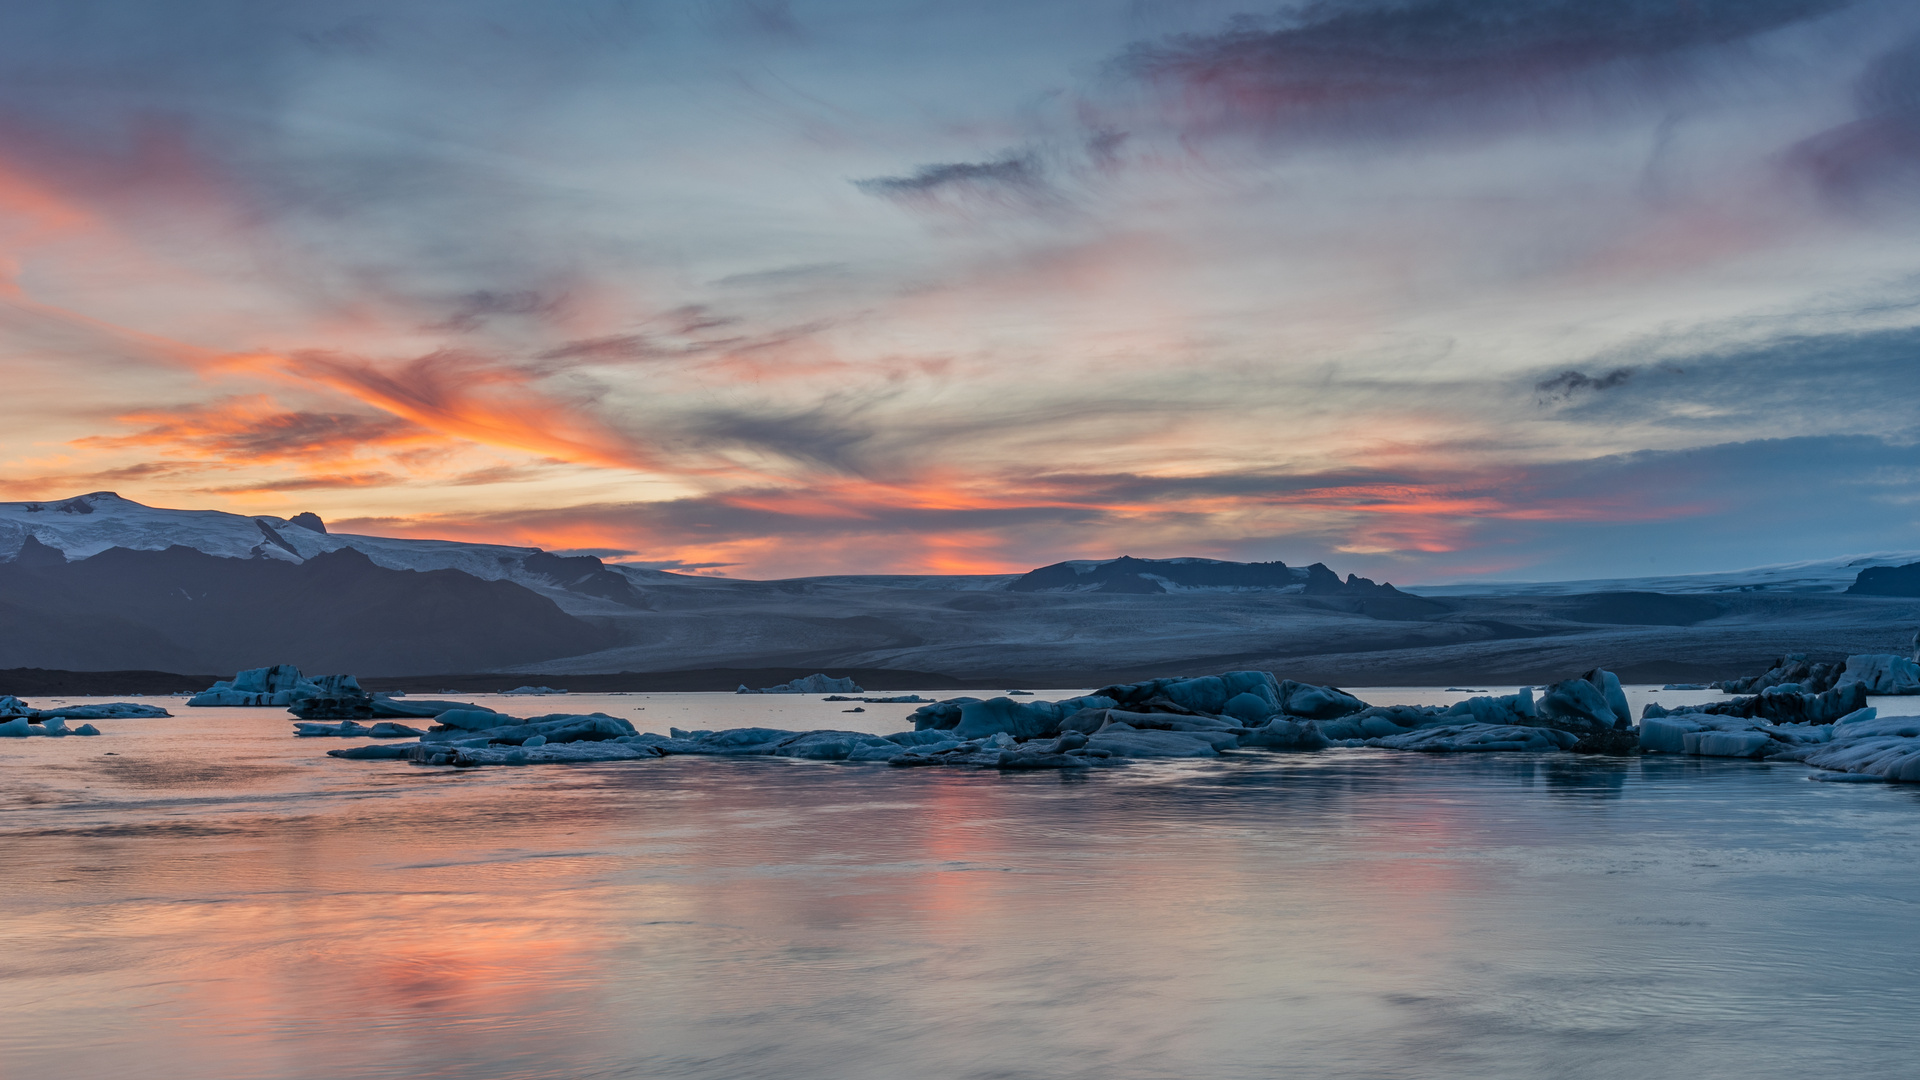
xmin=4 ymin=688 xmax=1919 ymax=1080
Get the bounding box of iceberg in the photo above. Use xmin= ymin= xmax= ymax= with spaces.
xmin=1834 ymin=654 xmax=1920 ymax=695
xmin=1644 ymin=681 xmax=1869 ymax=726
xmin=30 ymin=702 xmax=171 ymax=719
xmin=0 ymin=716 xmax=104 ymax=737
xmin=188 ymin=664 xmax=316 ymax=706
xmin=1365 ymin=724 xmax=1578 ymax=753
xmin=500 ymin=685 xmax=568 ymax=695
xmin=293 ymin=720 xmax=425 ymax=738
xmin=1803 ymin=734 xmax=1920 ymax=782
xmin=0 ymin=695 xmax=169 ymax=720
xmin=735 ymin=674 xmax=865 ymax=695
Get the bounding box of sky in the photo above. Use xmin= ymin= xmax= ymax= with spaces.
xmin=2 ymin=0 xmax=1919 ymax=582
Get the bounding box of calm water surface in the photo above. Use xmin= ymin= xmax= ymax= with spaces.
xmin=3 ymin=689 xmax=1917 ymax=1080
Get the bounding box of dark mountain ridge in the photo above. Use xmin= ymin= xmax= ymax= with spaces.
xmin=1848 ymin=562 xmax=1920 ymax=597
xmin=0 ymin=538 xmax=611 ymax=675
xmin=1007 ymin=555 xmax=1413 ymax=596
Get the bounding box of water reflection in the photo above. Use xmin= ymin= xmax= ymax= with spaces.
xmin=1 ymin=703 xmax=1918 ymax=1079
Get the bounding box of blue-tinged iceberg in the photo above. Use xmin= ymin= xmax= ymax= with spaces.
xmin=0 ymin=695 xmax=167 ymax=721
xmin=189 ymin=665 xmax=346 ymax=707
xmin=0 ymin=716 xmax=103 ymax=737
xmin=736 ymin=674 xmax=864 ymax=695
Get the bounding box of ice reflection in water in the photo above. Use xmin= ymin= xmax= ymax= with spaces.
xmin=2 ymin=694 xmax=1918 ymax=1079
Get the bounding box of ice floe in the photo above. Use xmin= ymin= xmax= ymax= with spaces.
xmin=0 ymin=695 xmax=166 ymax=722
xmin=735 ymin=674 xmax=864 ymax=694
xmin=0 ymin=716 xmax=103 ymax=737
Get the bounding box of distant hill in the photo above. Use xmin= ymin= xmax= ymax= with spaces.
xmin=0 ymin=538 xmax=611 ymax=675
xmin=1007 ymin=555 xmax=1411 ymax=597
xmin=1847 ymin=562 xmax=1920 ymax=597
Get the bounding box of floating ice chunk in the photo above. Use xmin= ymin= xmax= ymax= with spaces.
xmin=294 ymin=719 xmax=425 ymax=737
xmin=945 ymin=695 xmax=1117 ymax=739
xmin=1085 ymin=725 xmax=1227 ymax=758
xmin=327 ymin=742 xmax=417 ymax=759
xmin=1367 ymin=724 xmax=1578 ymax=752
xmin=1538 ymin=670 xmax=1631 ymax=732
xmin=0 ymin=716 xmax=102 ymax=737
xmin=420 ymin=713 xmax=638 ymax=746
xmin=847 ymin=742 xmax=914 ymax=762
xmin=1237 ymin=718 xmax=1331 ymax=750
xmin=735 ymin=674 xmax=864 ymax=694
xmin=1835 ymin=654 xmax=1920 ymax=695
xmin=32 ymin=702 xmax=171 ymax=719
xmin=500 ymin=685 xmax=567 ymax=695
xmin=373 ymin=698 xmax=494 ymax=720
xmin=432 ymin=708 xmax=520 ymax=731
xmin=0 ymin=695 xmax=31 ymax=718
xmin=404 ymin=741 xmax=667 ymax=767
xmin=1804 ymin=736 xmax=1920 ymax=782
xmin=1640 ymin=715 xmax=1707 ymax=754
xmin=1824 ymin=712 xmax=1920 ymax=739
xmin=1683 ymin=730 xmax=1775 ymax=758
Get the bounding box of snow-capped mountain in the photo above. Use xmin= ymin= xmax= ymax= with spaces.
xmin=0 ymin=492 xmax=662 ymax=613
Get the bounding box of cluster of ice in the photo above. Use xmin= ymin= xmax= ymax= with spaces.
xmin=1836 ymin=654 xmax=1920 ymax=695
xmin=0 ymin=716 xmax=102 ymax=737
xmin=189 ymin=665 xmax=358 ymax=707
xmin=301 ymin=662 xmax=1920 ymax=781
xmin=1800 ymin=712 xmax=1920 ymax=782
xmin=823 ymin=694 xmax=934 ymax=704
xmin=327 ymin=710 xmax=650 ymax=765
xmin=499 ymin=685 xmax=567 ymax=695
xmin=736 ymin=674 xmax=863 ymax=694
xmin=1638 ymin=686 xmax=1920 ymax=781
xmin=187 ymin=664 xmax=496 ymax=721
xmin=1716 ymin=648 xmax=1920 ymax=696
xmin=323 ymin=668 xmax=1652 ymax=771
xmin=294 ymin=720 xmax=426 ymax=738
xmin=1643 ymin=681 xmax=1869 ymax=726
xmin=0 ymin=695 xmax=166 ymax=721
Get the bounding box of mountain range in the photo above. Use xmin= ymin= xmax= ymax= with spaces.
xmin=3 ymin=492 xmax=1918 ymax=685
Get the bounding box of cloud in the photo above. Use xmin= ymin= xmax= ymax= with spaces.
xmin=316 ymin=428 xmax=1920 ymax=582
xmin=276 ymin=350 xmax=678 ymax=475
xmin=201 ymin=473 xmax=398 ymax=493
xmin=83 ymin=397 xmax=426 ymax=464
xmin=1535 ymin=367 xmax=1634 ymax=401
xmin=854 ymin=151 xmax=1053 ymax=211
xmin=1791 ymin=32 xmax=1920 ymax=204
xmin=435 ymin=289 xmax=562 ymax=332
xmin=1119 ymin=0 xmax=1853 ymax=138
